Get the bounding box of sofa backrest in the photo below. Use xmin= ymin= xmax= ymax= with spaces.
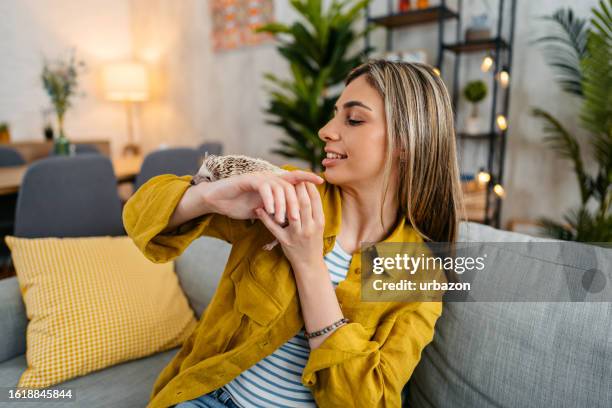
xmin=408 ymin=222 xmax=612 ymax=407
xmin=174 ymin=236 xmax=231 ymax=318
xmin=0 ymin=277 xmax=27 ymax=362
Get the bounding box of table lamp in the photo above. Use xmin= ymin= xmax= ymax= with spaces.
xmin=103 ymin=62 xmax=149 ymax=156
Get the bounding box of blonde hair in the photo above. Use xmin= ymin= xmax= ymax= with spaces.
xmin=345 ymin=59 xmax=464 ymax=243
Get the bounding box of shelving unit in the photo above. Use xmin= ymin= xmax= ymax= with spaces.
xmin=368 ymin=5 xmax=458 ymax=28
xmin=443 ymin=37 xmax=509 ymax=53
xmin=365 ymin=0 xmax=517 ymax=228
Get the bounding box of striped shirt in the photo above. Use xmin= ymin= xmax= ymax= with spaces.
xmin=219 ymin=239 xmax=353 ymax=407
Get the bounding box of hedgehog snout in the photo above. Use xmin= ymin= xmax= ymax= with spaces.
xmin=191 ymin=173 xmax=208 ymax=185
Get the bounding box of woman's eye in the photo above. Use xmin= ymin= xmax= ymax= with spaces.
xmin=347 ymin=118 xmax=363 ymax=126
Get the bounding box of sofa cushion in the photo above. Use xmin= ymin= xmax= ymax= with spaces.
xmin=408 ymin=222 xmax=612 ymax=407
xmin=174 ymin=236 xmax=231 ymax=318
xmin=0 ymin=349 xmax=178 ymax=407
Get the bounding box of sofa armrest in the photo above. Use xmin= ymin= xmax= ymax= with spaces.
xmin=0 ymin=277 xmax=27 ymax=363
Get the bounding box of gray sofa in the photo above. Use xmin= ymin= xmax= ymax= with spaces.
xmin=0 ymin=222 xmax=610 ymax=407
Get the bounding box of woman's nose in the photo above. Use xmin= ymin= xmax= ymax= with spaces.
xmin=318 ymin=120 xmax=340 ymax=141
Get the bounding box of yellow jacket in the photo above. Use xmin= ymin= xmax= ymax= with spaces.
xmin=122 ymin=164 xmax=442 ymax=408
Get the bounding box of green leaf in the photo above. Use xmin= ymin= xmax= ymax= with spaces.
xmin=533 ymin=8 xmax=589 ymax=96
xmin=533 ymin=1 xmax=612 ymax=241
xmin=260 ymin=0 xmax=369 ymax=171
xmin=531 ymin=107 xmax=592 ymax=204
xmin=255 ymin=22 xmax=290 ymax=34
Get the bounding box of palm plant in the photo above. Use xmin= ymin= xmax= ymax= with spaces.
xmin=531 ymin=0 xmax=612 ymax=242
xmin=255 ymin=0 xmax=373 ymax=171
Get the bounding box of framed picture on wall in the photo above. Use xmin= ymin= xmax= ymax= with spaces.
xmin=210 ymin=0 xmax=275 ymax=52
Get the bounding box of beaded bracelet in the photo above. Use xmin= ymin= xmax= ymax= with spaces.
xmin=304 ymin=317 xmax=350 ymax=339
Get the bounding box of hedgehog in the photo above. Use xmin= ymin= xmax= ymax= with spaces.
xmin=190 ymin=153 xmax=289 ymax=250
xmin=191 ymin=153 xmax=288 ymax=184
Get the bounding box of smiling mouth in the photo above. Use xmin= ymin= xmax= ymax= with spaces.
xmin=325 ymin=152 xmax=348 ymax=159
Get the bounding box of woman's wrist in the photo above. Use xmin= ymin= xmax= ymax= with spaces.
xmin=291 ymin=256 xmax=327 ymax=283
xmin=304 ymin=317 xmax=349 ymax=339
xmin=164 ymin=182 xmax=217 ymax=233
xmin=194 ymin=181 xmax=219 ymax=216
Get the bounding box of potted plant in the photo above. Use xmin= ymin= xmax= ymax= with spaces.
xmin=532 ymin=1 xmax=611 ymax=241
xmin=0 ymin=122 xmax=10 ymax=143
xmin=41 ymin=49 xmax=85 ymax=155
xmin=463 ymin=80 xmax=488 ymax=134
xmin=256 ymin=0 xmax=373 ymax=171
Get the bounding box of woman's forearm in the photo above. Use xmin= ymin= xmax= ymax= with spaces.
xmin=162 ymin=183 xmax=216 ymax=233
xmin=294 ymin=259 xmax=346 ymax=350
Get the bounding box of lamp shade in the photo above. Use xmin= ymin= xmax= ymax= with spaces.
xmin=103 ymin=62 xmax=149 ymax=102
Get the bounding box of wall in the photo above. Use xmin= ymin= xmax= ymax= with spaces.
xmin=0 ymin=0 xmax=600 ymax=227
xmin=129 ymin=0 xmax=598 ymax=226
xmin=371 ymin=0 xmax=597 ymax=226
xmin=498 ymin=0 xmax=594 ymax=226
xmin=129 ymin=0 xmax=303 ymax=167
xmin=0 ymin=0 xmax=133 ymax=157
xmin=0 ymin=0 xmax=303 ymax=163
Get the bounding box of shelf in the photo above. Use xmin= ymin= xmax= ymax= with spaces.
xmin=368 ymin=6 xmax=458 ymax=28
xmin=443 ymin=38 xmax=509 ymax=53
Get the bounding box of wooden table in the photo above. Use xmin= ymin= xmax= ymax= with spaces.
xmin=4 ymin=139 xmax=111 ymax=162
xmin=0 ymin=154 xmax=144 ymax=196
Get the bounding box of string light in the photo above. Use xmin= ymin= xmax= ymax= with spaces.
xmin=496 ymin=114 xmax=508 ymax=131
xmin=498 ymin=68 xmax=510 ymax=88
xmin=477 ymin=169 xmax=491 ymax=185
xmin=481 ymin=55 xmax=494 ymax=72
xmin=493 ymin=184 xmax=505 ymax=198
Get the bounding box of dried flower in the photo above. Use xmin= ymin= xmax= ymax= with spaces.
xmin=41 ymin=48 xmax=86 ymax=133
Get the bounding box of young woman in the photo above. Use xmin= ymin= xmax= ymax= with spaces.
xmin=123 ymin=59 xmax=463 ymax=408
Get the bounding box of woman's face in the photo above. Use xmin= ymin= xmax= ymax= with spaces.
xmin=318 ymin=74 xmax=389 ymax=187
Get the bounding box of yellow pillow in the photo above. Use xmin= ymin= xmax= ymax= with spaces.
xmin=4 ymin=235 xmax=197 ymax=389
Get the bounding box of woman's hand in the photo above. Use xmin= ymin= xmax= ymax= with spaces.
xmin=255 ymin=182 xmax=325 ymax=272
xmin=198 ymin=170 xmax=324 ymax=224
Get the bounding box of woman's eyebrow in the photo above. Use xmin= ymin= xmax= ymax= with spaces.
xmin=334 ymin=100 xmax=373 ymax=112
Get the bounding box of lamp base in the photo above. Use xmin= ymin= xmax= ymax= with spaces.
xmin=123 ymin=143 xmax=140 ymax=156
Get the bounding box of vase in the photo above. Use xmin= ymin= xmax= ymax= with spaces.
xmin=465 ymin=116 xmax=482 ymax=134
xmin=54 ymin=129 xmax=70 ymax=156
xmin=53 ymin=115 xmax=71 ymax=156
xmin=466 ymin=13 xmax=491 ymax=41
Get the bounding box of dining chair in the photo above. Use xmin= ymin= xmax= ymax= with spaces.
xmin=74 ymin=144 xmax=101 ymax=155
xmin=14 ymin=155 xmax=125 ymax=238
xmin=0 ymin=146 xmax=23 ymax=223
xmin=0 ymin=147 xmax=24 ymax=269
xmin=0 ymin=147 xmax=25 ymax=167
xmin=134 ymin=147 xmax=202 ymax=191
xmin=49 ymin=144 xmax=101 ymax=156
xmin=197 ymin=142 xmax=223 ymax=157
